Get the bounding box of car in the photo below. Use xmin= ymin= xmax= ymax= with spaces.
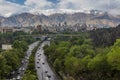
xmin=47 ymin=74 xmax=51 ymax=78
xmin=22 ymin=67 xmax=25 ymax=71
xmin=37 ymin=65 xmax=40 ymax=68
xmin=38 ymin=59 xmax=41 ymax=61
xmin=47 ymin=38 xmax=51 ymax=41
xmin=11 ymin=71 xmax=15 ymax=75
xmin=25 ymin=56 xmax=29 ymax=60
xmin=12 ymin=78 xmax=16 ymax=80
xmin=38 ymin=57 xmax=41 ymax=59
xmin=45 ymin=77 xmax=49 ymax=80
xmin=25 ymin=60 xmax=28 ymax=63
xmin=17 ymin=68 xmax=22 ymax=74
xmin=19 ymin=68 xmax=22 ymax=71
xmin=16 ymin=75 xmax=21 ymax=80
xmin=37 ymin=61 xmax=39 ymax=63
xmin=42 ymin=62 xmax=45 ymax=65
xmin=21 ymin=60 xmax=24 ymax=64
xmin=17 ymin=70 xmax=21 ymax=74
xmin=45 ymin=70 xmax=48 ymax=73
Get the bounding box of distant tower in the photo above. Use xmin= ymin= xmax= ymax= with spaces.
xmin=0 ymin=21 xmax=1 ymax=27
xmin=0 ymin=21 xmax=2 ymax=33
xmin=37 ymin=25 xmax=42 ymax=32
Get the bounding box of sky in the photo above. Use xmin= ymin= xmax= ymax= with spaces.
xmin=0 ymin=0 xmax=120 ymax=17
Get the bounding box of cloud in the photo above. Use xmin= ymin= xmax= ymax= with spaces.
xmin=0 ymin=0 xmax=120 ymax=17
xmin=0 ymin=0 xmax=27 ymax=17
xmin=57 ymin=0 xmax=120 ymax=14
xmin=24 ymin=0 xmax=53 ymax=12
xmin=25 ymin=0 xmax=53 ymax=9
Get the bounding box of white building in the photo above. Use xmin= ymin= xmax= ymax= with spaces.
xmin=2 ymin=44 xmax=12 ymax=50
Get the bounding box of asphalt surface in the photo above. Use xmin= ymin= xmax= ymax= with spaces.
xmin=35 ymin=40 xmax=58 ymax=80
xmin=9 ymin=41 xmax=39 ymax=80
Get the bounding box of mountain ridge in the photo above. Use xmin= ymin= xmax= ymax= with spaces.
xmin=0 ymin=10 xmax=120 ymax=27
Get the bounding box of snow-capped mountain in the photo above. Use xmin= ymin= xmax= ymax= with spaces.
xmin=30 ymin=9 xmax=104 ymax=15
xmin=0 ymin=9 xmax=119 ymax=27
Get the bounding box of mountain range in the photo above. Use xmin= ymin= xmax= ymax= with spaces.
xmin=0 ymin=9 xmax=120 ymax=27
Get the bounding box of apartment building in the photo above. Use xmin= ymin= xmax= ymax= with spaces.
xmin=0 ymin=27 xmax=14 ymax=33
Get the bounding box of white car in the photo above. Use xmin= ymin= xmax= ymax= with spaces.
xmin=45 ymin=77 xmax=49 ymax=80
xmin=16 ymin=75 xmax=21 ymax=80
xmin=21 ymin=60 xmax=24 ymax=64
xmin=25 ymin=56 xmax=29 ymax=60
xmin=22 ymin=67 xmax=25 ymax=71
xmin=25 ymin=60 xmax=28 ymax=63
xmin=19 ymin=68 xmax=22 ymax=71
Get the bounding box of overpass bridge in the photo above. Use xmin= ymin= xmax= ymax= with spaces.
xmin=23 ymin=34 xmax=82 ymax=40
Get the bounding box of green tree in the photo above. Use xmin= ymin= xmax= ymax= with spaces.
xmin=0 ymin=54 xmax=12 ymax=79
xmin=0 ymin=54 xmax=6 ymax=79
xmin=107 ymin=39 xmax=120 ymax=70
xmin=13 ymin=40 xmax=28 ymax=51
xmin=22 ymin=70 xmax=37 ymax=80
xmin=69 ymin=44 xmax=94 ymax=58
xmin=2 ymin=50 xmax=20 ymax=70
xmin=64 ymin=56 xmax=81 ymax=77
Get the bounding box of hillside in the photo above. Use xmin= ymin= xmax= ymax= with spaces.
xmin=0 ymin=11 xmax=120 ymax=27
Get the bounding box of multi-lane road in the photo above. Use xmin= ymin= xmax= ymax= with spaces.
xmin=35 ymin=40 xmax=58 ymax=80
xmin=10 ymin=41 xmax=39 ymax=80
xmin=10 ymin=38 xmax=58 ymax=80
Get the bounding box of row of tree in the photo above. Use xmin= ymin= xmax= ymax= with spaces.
xmin=22 ymin=42 xmax=41 ymax=80
xmin=0 ymin=31 xmax=35 ymax=47
xmin=89 ymin=24 xmax=120 ymax=47
xmin=0 ymin=31 xmax=36 ymax=79
xmin=44 ymin=30 xmax=120 ymax=80
xmin=0 ymin=40 xmax=28 ymax=79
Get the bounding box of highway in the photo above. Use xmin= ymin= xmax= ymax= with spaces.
xmin=10 ymin=41 xmax=39 ymax=80
xmin=35 ymin=40 xmax=58 ymax=80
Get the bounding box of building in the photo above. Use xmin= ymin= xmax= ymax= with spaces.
xmin=0 ymin=27 xmax=14 ymax=33
xmin=37 ymin=25 xmax=42 ymax=32
xmin=0 ymin=26 xmax=36 ymax=33
xmin=2 ymin=44 xmax=12 ymax=50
